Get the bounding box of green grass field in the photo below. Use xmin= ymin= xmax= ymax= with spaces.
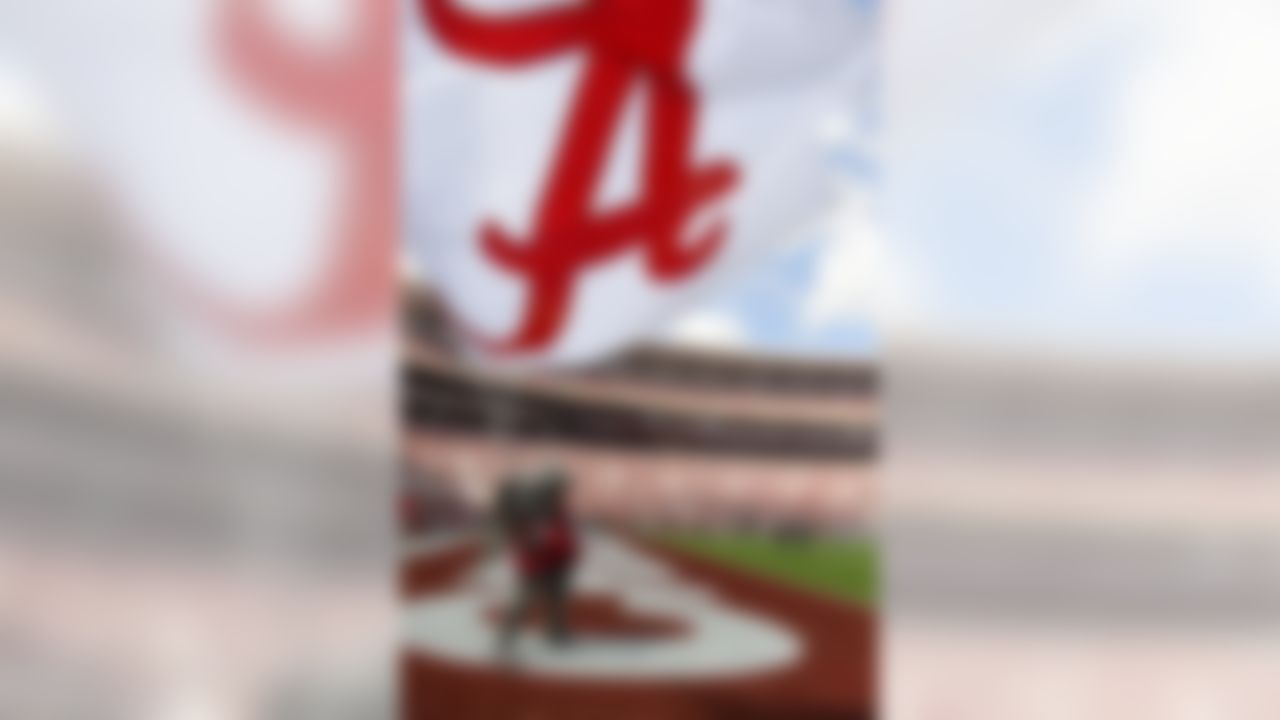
xmin=659 ymin=533 xmax=879 ymax=607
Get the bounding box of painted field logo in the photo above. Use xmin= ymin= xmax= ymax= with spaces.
xmin=423 ymin=0 xmax=741 ymax=353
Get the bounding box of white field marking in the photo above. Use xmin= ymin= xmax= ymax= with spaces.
xmin=401 ymin=529 xmax=485 ymax=561
xmin=402 ymin=531 xmax=803 ymax=680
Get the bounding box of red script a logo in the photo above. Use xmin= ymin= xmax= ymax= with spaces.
xmin=423 ymin=0 xmax=740 ymax=353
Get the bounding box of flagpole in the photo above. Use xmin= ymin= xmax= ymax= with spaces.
xmin=483 ymin=367 xmax=521 ymax=560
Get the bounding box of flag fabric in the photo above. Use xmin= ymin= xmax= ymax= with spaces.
xmin=405 ymin=0 xmax=870 ymax=366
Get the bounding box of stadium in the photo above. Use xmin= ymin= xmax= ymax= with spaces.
xmin=402 ymin=283 xmax=877 ymax=533
xmin=401 ymin=283 xmax=879 ymax=719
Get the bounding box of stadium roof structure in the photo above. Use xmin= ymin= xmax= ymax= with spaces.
xmin=403 ymin=281 xmax=876 ymax=395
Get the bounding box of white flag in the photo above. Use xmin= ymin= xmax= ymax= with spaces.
xmin=405 ymin=0 xmax=871 ymax=366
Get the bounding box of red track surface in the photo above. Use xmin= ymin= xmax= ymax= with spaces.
xmin=402 ymin=538 xmax=875 ymax=719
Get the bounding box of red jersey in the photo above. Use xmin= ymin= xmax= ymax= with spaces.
xmin=516 ymin=515 xmax=578 ymax=578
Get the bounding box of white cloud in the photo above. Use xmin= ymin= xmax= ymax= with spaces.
xmin=802 ymin=185 xmax=877 ymax=329
xmin=801 ymin=181 xmax=921 ymax=332
xmin=663 ymin=309 xmax=748 ymax=349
